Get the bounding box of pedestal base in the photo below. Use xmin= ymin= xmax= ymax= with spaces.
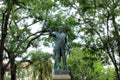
xmin=52 ymin=70 xmax=71 ymax=80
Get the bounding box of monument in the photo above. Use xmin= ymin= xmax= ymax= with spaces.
xmin=48 ymin=27 xmax=71 ymax=80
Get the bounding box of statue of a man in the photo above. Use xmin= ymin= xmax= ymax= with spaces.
xmin=48 ymin=27 xmax=70 ymax=72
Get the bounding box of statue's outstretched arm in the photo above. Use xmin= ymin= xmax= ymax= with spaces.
xmin=47 ymin=28 xmax=56 ymax=37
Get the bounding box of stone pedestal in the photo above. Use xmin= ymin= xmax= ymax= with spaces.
xmin=52 ymin=70 xmax=71 ymax=80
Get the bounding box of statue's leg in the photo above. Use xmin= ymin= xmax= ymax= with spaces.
xmin=54 ymin=49 xmax=60 ymax=71
xmin=53 ymin=49 xmax=57 ymax=71
xmin=61 ymin=48 xmax=67 ymax=70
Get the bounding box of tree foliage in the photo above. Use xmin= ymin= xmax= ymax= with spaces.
xmin=0 ymin=0 xmax=120 ymax=80
xmin=57 ymin=0 xmax=120 ymax=79
xmin=29 ymin=50 xmax=52 ymax=80
xmin=67 ymin=48 xmax=115 ymax=80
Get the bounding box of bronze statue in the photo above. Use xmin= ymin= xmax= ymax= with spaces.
xmin=48 ymin=27 xmax=70 ymax=72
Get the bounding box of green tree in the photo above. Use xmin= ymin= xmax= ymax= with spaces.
xmin=0 ymin=0 xmax=17 ymax=79
xmin=67 ymin=48 xmax=115 ymax=80
xmin=58 ymin=0 xmax=120 ymax=79
xmin=0 ymin=0 xmax=57 ymax=80
xmin=29 ymin=50 xmax=52 ymax=80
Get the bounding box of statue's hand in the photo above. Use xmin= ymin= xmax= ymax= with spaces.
xmin=66 ymin=42 xmax=71 ymax=49
xmin=47 ymin=28 xmax=52 ymax=32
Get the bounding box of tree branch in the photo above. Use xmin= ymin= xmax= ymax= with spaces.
xmin=13 ymin=28 xmax=48 ymax=54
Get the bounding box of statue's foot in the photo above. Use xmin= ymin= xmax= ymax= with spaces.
xmin=54 ymin=67 xmax=60 ymax=72
xmin=63 ymin=65 xmax=68 ymax=70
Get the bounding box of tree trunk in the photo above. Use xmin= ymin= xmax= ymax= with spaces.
xmin=0 ymin=43 xmax=4 ymax=80
xmin=0 ymin=48 xmax=4 ymax=80
xmin=107 ymin=50 xmax=120 ymax=80
xmin=10 ymin=56 xmax=16 ymax=80
xmin=114 ymin=66 xmax=120 ymax=80
xmin=0 ymin=10 xmax=10 ymax=80
xmin=112 ymin=15 xmax=120 ymax=80
xmin=39 ymin=68 xmax=43 ymax=80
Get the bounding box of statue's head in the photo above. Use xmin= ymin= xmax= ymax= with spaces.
xmin=58 ymin=27 xmax=63 ymax=33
